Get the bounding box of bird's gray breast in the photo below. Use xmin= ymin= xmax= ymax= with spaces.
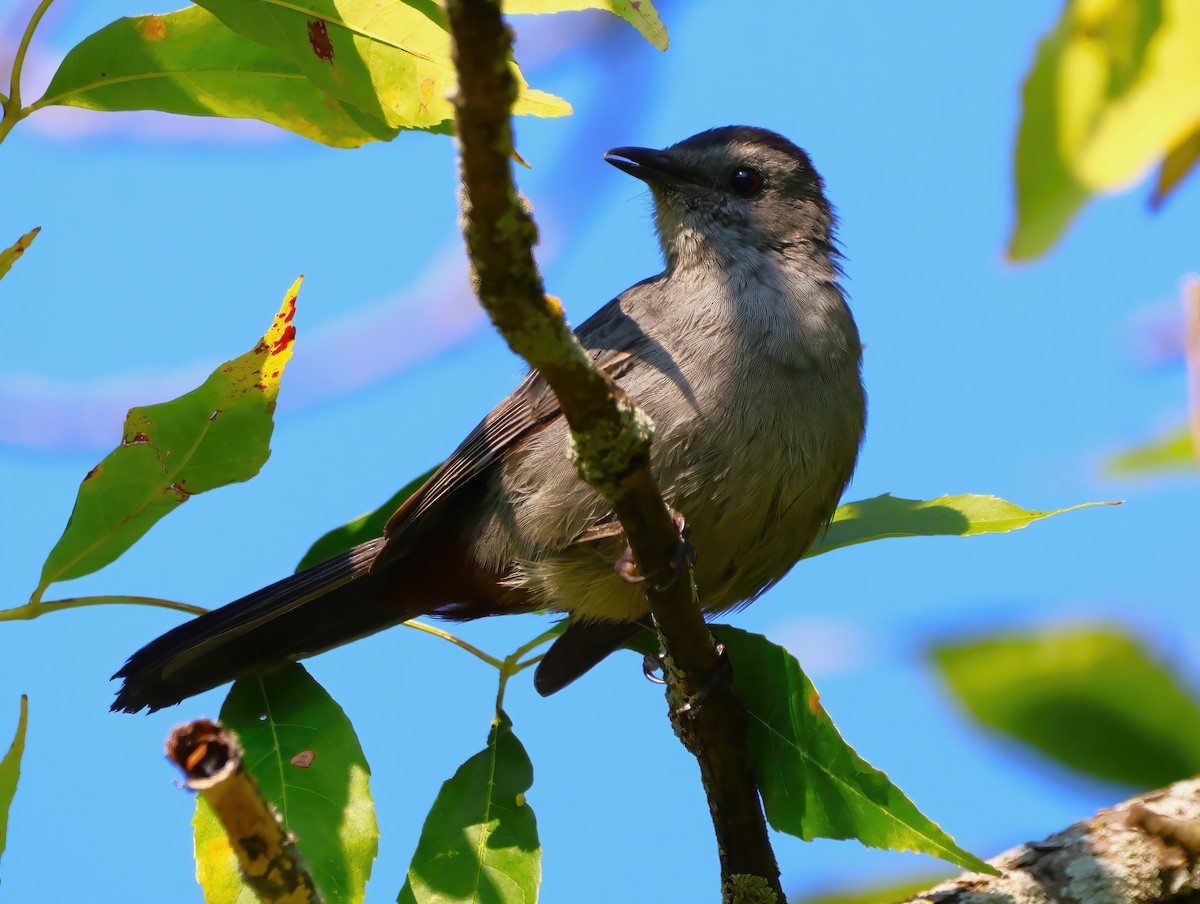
xmin=467 ymin=269 xmax=864 ymax=623
xmin=642 ymin=269 xmax=865 ymax=613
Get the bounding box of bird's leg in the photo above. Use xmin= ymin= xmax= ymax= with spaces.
xmin=614 ymin=508 xmax=696 ymax=588
xmin=643 ymin=643 xmax=731 ymax=714
xmin=674 ymin=643 xmax=730 ymax=715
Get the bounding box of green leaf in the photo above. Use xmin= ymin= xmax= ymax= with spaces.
xmin=793 ymin=872 xmax=952 ymax=904
xmin=296 ymin=467 xmax=437 ymax=572
xmin=716 ymin=626 xmax=997 ymax=875
xmin=503 ymin=0 xmax=669 ymax=51
xmin=398 ymin=710 xmax=540 ymax=904
xmin=38 ymin=6 xmax=396 ymax=148
xmin=33 ymin=278 xmax=302 ymax=601
xmin=195 ymin=664 xmax=378 ymax=904
xmin=1151 ymin=120 xmax=1200 ymax=208
xmin=932 ymin=626 xmax=1200 ymax=789
xmin=1009 ymin=0 xmax=1200 ymax=260
xmin=194 ymin=0 xmax=570 ymax=133
xmin=0 ymin=696 xmax=30 ymax=873
xmin=0 ymin=228 xmax=39 ymax=283
xmin=806 ymin=494 xmax=1114 ymax=558
xmin=1105 ymin=424 xmax=1196 ymax=476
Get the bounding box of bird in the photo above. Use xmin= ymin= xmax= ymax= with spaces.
xmin=112 ymin=125 xmax=866 ymax=714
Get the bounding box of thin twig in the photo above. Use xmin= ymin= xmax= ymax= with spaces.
xmin=444 ymin=3 xmax=782 ymax=900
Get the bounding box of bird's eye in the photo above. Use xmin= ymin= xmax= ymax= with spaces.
xmin=729 ymin=167 xmax=765 ymax=198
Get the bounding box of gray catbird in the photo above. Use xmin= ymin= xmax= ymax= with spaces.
xmin=113 ymin=126 xmax=866 ymax=713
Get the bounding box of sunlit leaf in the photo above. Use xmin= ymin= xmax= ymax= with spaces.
xmin=0 ymin=228 xmax=40 ymax=283
xmin=933 ymin=626 xmax=1200 ymax=789
xmin=1151 ymin=120 xmax=1200 ymax=208
xmin=806 ymin=494 xmax=1114 ymax=558
xmin=1105 ymin=424 xmax=1197 ymax=476
xmin=194 ymin=0 xmax=570 ymax=133
xmin=716 ymin=627 xmax=996 ymax=874
xmin=195 ymin=664 xmax=378 ymax=904
xmin=398 ymin=711 xmax=541 ymax=904
xmin=295 ymin=466 xmax=436 ymax=572
xmin=504 ymin=0 xmax=668 ymax=51
xmin=38 ymin=7 xmax=395 ymax=148
xmin=33 ymin=278 xmax=301 ymax=601
xmin=1009 ymin=0 xmax=1200 ymax=259
xmin=0 ymin=696 xmax=29 ymax=872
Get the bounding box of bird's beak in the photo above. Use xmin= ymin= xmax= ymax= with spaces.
xmin=605 ymin=146 xmax=691 ymax=188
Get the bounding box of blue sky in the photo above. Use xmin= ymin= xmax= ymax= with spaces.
xmin=2 ymin=1 xmax=1199 ymax=902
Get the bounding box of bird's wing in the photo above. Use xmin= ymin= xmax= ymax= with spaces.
xmin=375 ymin=293 xmax=654 ymax=564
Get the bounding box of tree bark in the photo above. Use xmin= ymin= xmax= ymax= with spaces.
xmin=903 ymin=777 xmax=1200 ymax=904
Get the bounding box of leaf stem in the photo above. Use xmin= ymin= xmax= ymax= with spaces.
xmin=0 ymin=0 xmax=55 ymax=144
xmin=401 ymin=619 xmax=505 ymax=670
xmin=0 ymin=595 xmax=208 ymax=621
xmin=8 ymin=0 xmax=55 ymax=112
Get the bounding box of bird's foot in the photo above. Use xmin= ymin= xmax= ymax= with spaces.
xmin=614 ymin=508 xmax=695 ymax=590
xmin=643 ymin=642 xmax=730 ymax=714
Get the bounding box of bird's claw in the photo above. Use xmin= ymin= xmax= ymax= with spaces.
xmin=642 ymin=643 xmax=731 ymax=715
xmin=674 ymin=643 xmax=729 ymax=715
xmin=613 ymin=508 xmax=695 ymax=588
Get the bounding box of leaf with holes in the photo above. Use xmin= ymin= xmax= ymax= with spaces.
xmin=806 ymin=494 xmax=1114 ymax=558
xmin=716 ymin=626 xmax=996 ymax=875
xmin=32 ymin=278 xmax=301 ymax=603
xmin=398 ymin=711 xmax=540 ymax=904
xmin=504 ymin=0 xmax=668 ymax=50
xmin=38 ymin=6 xmax=396 ymax=148
xmin=194 ymin=0 xmax=569 ymax=132
xmin=0 ymin=228 xmax=40 ymax=283
xmin=194 ymin=664 xmax=377 ymax=904
xmin=0 ymin=696 xmax=29 ymax=871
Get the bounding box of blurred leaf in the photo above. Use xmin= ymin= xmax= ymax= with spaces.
xmin=33 ymin=278 xmax=301 ymax=601
xmin=807 ymin=494 xmax=1114 ymax=558
xmin=504 ymin=0 xmax=669 ymax=50
xmin=793 ymin=872 xmax=951 ymax=904
xmin=398 ymin=711 xmax=540 ymax=904
xmin=0 ymin=228 xmax=39 ymax=283
xmin=39 ymin=7 xmax=396 ymax=148
xmin=1105 ymin=424 xmax=1196 ymax=476
xmin=195 ymin=664 xmax=378 ymax=904
xmin=1009 ymin=0 xmax=1200 ymax=259
xmin=194 ymin=0 xmax=570 ymax=133
xmin=933 ymin=626 xmax=1200 ymax=789
xmin=0 ymin=696 xmax=29 ymax=872
xmin=296 ymin=466 xmax=436 ymax=572
xmin=716 ymin=627 xmax=997 ymax=875
xmin=1151 ymin=121 xmax=1200 ymax=208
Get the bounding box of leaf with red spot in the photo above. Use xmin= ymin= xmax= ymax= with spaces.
xmin=38 ymin=6 xmax=397 ymax=148
xmin=0 ymin=228 xmax=40 ymax=283
xmin=31 ymin=278 xmax=302 ymax=603
xmin=192 ymin=0 xmax=570 ymax=133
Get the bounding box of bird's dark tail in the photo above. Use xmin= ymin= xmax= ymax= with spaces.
xmin=112 ymin=538 xmax=401 ymax=713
